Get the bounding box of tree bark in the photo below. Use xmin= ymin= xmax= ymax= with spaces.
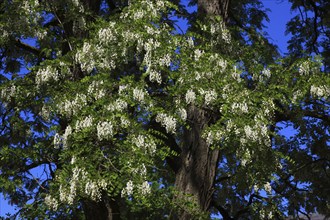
xmin=173 ymin=106 xmax=219 ymax=220
xmin=173 ymin=1 xmax=230 ymax=219
xmin=197 ymin=0 xmax=230 ymax=22
xmin=82 ymin=197 xmax=121 ymax=220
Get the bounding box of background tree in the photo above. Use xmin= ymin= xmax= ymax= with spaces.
xmin=0 ymin=0 xmax=329 ymax=219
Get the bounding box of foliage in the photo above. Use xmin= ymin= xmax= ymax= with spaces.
xmin=0 ymin=0 xmax=329 ymax=219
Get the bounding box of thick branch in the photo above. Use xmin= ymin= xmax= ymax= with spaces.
xmin=13 ymin=39 xmax=43 ymax=57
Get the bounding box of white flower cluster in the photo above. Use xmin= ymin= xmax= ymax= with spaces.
xmin=194 ymin=49 xmax=203 ymax=60
xmin=35 ymin=66 xmax=59 ymax=86
xmin=120 ymin=117 xmax=130 ymax=127
xmin=75 ymin=42 xmax=95 ymax=73
xmin=0 ymin=85 xmax=18 ymax=101
xmin=264 ymin=182 xmax=272 ymax=194
xmin=121 ymin=180 xmax=134 ymax=197
xmin=241 ymin=123 xmax=269 ymax=146
xmin=253 ymin=68 xmax=272 ymax=82
xmin=87 ymin=80 xmax=106 ymax=100
xmin=97 ymin=121 xmax=113 ymax=140
xmin=107 ymin=99 xmax=128 ymax=112
xmin=216 ymin=58 xmax=227 ymax=72
xmin=159 ymin=54 xmax=171 ymax=67
xmin=221 ymin=29 xmax=231 ymax=44
xmin=231 ymin=102 xmax=249 ymax=114
xmin=85 ymin=179 xmax=108 ymax=201
xmin=310 ymin=85 xmax=330 ymax=98
xmin=148 ymin=69 xmax=162 ymax=84
xmin=298 ymin=61 xmax=310 ymax=75
xmin=132 ymin=163 xmax=147 ymax=177
xmin=45 ymin=195 xmax=59 ymax=210
xmin=98 ymin=24 xmax=117 ymax=43
xmin=155 ymin=113 xmax=177 ymax=134
xmin=139 ymin=181 xmax=151 ymax=195
xmin=240 ymin=148 xmax=251 ymax=167
xmin=121 ymin=180 xmax=151 ymax=197
xmin=75 ymin=115 xmax=93 ymax=131
xmin=185 ymin=89 xmax=196 ymax=104
xmin=58 ymin=94 xmax=87 ymax=117
xmin=53 ymin=133 xmax=62 ymax=149
xmin=259 ymin=209 xmax=273 ymax=219
xmin=133 ymin=135 xmax=157 ymax=155
xmin=178 ymin=108 xmax=187 ymax=121
xmin=63 ymin=125 xmax=72 ymax=149
xmin=204 ymin=90 xmax=217 ymax=106
xmin=133 ymin=88 xmax=146 ymax=102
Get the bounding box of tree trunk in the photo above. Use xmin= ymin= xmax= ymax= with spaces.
xmin=173 ymin=1 xmax=230 ymax=219
xmin=82 ymin=198 xmax=121 ymax=220
xmin=173 ymin=106 xmax=219 ymax=220
xmin=198 ymin=0 xmax=230 ymax=22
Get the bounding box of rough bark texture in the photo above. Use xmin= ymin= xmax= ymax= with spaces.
xmin=198 ymin=0 xmax=230 ymax=22
xmin=83 ymin=198 xmax=121 ymax=220
xmin=173 ymin=1 xmax=230 ymax=219
xmin=174 ymin=107 xmax=219 ymax=220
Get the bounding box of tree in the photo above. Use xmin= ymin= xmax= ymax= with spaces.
xmin=0 ymin=0 xmax=329 ymax=219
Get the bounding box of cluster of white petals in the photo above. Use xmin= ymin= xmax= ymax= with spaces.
xmin=0 ymin=85 xmax=18 ymax=101
xmin=310 ymin=85 xmax=330 ymax=98
xmin=155 ymin=113 xmax=177 ymax=134
xmin=75 ymin=115 xmax=93 ymax=131
xmin=148 ymin=69 xmax=162 ymax=84
xmin=185 ymin=89 xmax=196 ymax=104
xmin=264 ymin=182 xmax=272 ymax=194
xmin=88 ymin=81 xmax=106 ymax=100
xmin=97 ymin=121 xmax=114 ymax=140
xmin=58 ymin=94 xmax=87 ymax=117
xmin=133 ymin=88 xmax=146 ymax=102
xmin=107 ymin=99 xmax=128 ymax=112
xmin=178 ymin=108 xmax=187 ymax=121
xmin=231 ymin=102 xmax=249 ymax=114
xmin=139 ymin=181 xmax=151 ymax=195
xmin=298 ymin=61 xmax=311 ymax=75
xmin=121 ymin=180 xmax=134 ymax=197
xmin=241 ymin=123 xmax=269 ymax=146
xmin=35 ymin=66 xmax=59 ymax=85
xmin=44 ymin=195 xmax=59 ymax=210
xmin=85 ymin=179 xmax=108 ymax=201
xmin=204 ymin=90 xmax=217 ymax=105
xmin=63 ymin=125 xmax=72 ymax=149
xmin=133 ymin=135 xmax=157 ymax=155
xmin=121 ymin=180 xmax=151 ymax=198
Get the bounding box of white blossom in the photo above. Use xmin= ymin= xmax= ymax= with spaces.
xmin=262 ymin=68 xmax=271 ymax=78
xmin=310 ymin=85 xmax=330 ymax=98
xmin=178 ymin=108 xmax=187 ymax=121
xmin=185 ymin=89 xmax=196 ymax=104
xmin=35 ymin=66 xmax=59 ymax=85
xmin=53 ymin=133 xmax=62 ymax=149
xmin=63 ymin=125 xmax=72 ymax=149
xmin=264 ymin=182 xmax=272 ymax=194
xmin=204 ymin=90 xmax=217 ymax=105
xmin=121 ymin=180 xmax=134 ymax=197
xmin=298 ymin=61 xmax=310 ymax=75
xmin=155 ymin=113 xmax=177 ymax=134
xmin=194 ymin=49 xmax=203 ymax=60
xmin=75 ymin=115 xmax=93 ymax=131
xmin=133 ymin=88 xmax=145 ymax=102
xmin=97 ymin=121 xmax=113 ymax=140
xmin=139 ymin=181 xmax=151 ymax=195
xmin=45 ymin=195 xmax=58 ymax=210
xmin=149 ymin=69 xmax=162 ymax=84
xmin=231 ymin=102 xmax=249 ymax=114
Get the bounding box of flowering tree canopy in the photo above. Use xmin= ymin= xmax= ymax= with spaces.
xmin=0 ymin=0 xmax=329 ymax=219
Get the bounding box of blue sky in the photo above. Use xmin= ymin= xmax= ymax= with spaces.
xmin=0 ymin=0 xmax=294 ymax=217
